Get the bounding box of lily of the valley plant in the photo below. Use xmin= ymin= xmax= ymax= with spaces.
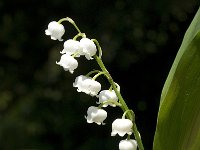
xmin=45 ymin=17 xmax=144 ymax=150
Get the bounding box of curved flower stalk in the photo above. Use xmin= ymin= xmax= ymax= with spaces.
xmin=45 ymin=17 xmax=144 ymax=150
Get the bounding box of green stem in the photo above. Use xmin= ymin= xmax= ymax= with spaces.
xmin=122 ymin=109 xmax=135 ymax=121
xmin=86 ymin=70 xmax=101 ymax=77
xmin=92 ymin=39 xmax=102 ymax=58
xmin=133 ymin=123 xmax=144 ymax=150
xmin=94 ymin=55 xmax=129 ymax=113
xmin=73 ymin=33 xmax=86 ymax=40
xmin=92 ymin=71 xmax=107 ymax=80
xmin=58 ymin=17 xmax=82 ymax=33
xmin=94 ymin=54 xmax=144 ymax=150
xmin=98 ymin=99 xmax=122 ymax=108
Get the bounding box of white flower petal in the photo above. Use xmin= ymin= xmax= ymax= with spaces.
xmin=80 ymin=38 xmax=97 ymax=60
xmin=73 ymin=75 xmax=101 ymax=96
xmin=61 ymin=39 xmax=82 ymax=56
xmin=56 ymin=54 xmax=78 ymax=73
xmin=45 ymin=21 xmax=65 ymax=41
xmin=111 ymin=118 xmax=133 ymax=137
xmin=85 ymin=106 xmax=107 ymax=125
xmin=98 ymin=90 xmax=118 ymax=107
xmin=45 ymin=30 xmax=51 ymax=35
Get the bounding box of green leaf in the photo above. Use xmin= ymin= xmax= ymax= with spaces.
xmin=153 ymin=7 xmax=200 ymax=150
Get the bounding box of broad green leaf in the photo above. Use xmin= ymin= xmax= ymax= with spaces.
xmin=153 ymin=7 xmax=200 ymax=150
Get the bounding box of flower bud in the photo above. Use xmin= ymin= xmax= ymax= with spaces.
xmin=80 ymin=38 xmax=97 ymax=60
xmin=45 ymin=21 xmax=65 ymax=41
xmin=56 ymin=54 xmax=78 ymax=73
xmin=73 ymin=75 xmax=101 ymax=96
xmin=119 ymin=139 xmax=137 ymax=150
xmin=98 ymin=90 xmax=118 ymax=107
xmin=85 ymin=106 xmax=107 ymax=125
xmin=111 ymin=119 xmax=133 ymax=136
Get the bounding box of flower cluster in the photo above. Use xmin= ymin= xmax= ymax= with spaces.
xmin=45 ymin=18 xmax=140 ymax=150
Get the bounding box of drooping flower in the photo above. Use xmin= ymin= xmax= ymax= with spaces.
xmin=73 ymin=75 xmax=88 ymax=91
xmin=98 ymin=90 xmax=118 ymax=107
xmin=119 ymin=139 xmax=137 ymax=150
xmin=85 ymin=106 xmax=107 ymax=125
xmin=111 ymin=118 xmax=133 ymax=136
xmin=45 ymin=21 xmax=65 ymax=41
xmin=80 ymin=38 xmax=97 ymax=60
xmin=73 ymin=75 xmax=101 ymax=96
xmin=56 ymin=54 xmax=78 ymax=73
xmin=60 ymin=39 xmax=82 ymax=56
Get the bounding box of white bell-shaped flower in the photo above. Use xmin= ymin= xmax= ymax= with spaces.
xmin=80 ymin=38 xmax=97 ymax=60
xmin=98 ymin=90 xmax=118 ymax=107
xmin=60 ymin=39 xmax=82 ymax=56
xmin=45 ymin=21 xmax=65 ymax=41
xmin=111 ymin=118 xmax=133 ymax=136
xmin=119 ymin=139 xmax=137 ymax=150
xmin=73 ymin=75 xmax=88 ymax=92
xmin=56 ymin=54 xmax=78 ymax=74
xmin=85 ymin=106 xmax=107 ymax=125
xmin=73 ymin=75 xmax=101 ymax=96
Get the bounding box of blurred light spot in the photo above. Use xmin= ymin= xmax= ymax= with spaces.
xmin=133 ymin=27 xmax=144 ymax=39
xmin=0 ymin=91 xmax=12 ymax=110
xmin=26 ymin=122 xmax=45 ymax=135
xmin=156 ymin=32 xmax=168 ymax=45
xmin=0 ymin=67 xmax=4 ymax=77
xmin=169 ymin=22 xmax=179 ymax=33
xmin=43 ymin=88 xmax=62 ymax=101
xmin=115 ymin=0 xmax=125 ymax=10
xmin=14 ymin=83 xmax=27 ymax=95
xmin=118 ymin=52 xmax=139 ymax=69
xmin=145 ymin=42 xmax=156 ymax=53
xmin=137 ymin=101 xmax=147 ymax=111
xmin=172 ymin=7 xmax=188 ymax=22
xmin=133 ymin=9 xmax=143 ymax=19
xmin=161 ymin=14 xmax=170 ymax=23
xmin=147 ymin=30 xmax=157 ymax=40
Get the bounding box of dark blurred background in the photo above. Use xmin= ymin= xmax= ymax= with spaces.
xmin=0 ymin=0 xmax=199 ymax=149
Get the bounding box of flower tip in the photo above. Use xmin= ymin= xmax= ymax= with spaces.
xmin=50 ymin=36 xmax=56 ymax=40
xmin=102 ymin=122 xmax=106 ymax=125
xmin=58 ymin=38 xmax=64 ymax=41
xmin=69 ymin=70 xmax=74 ymax=74
xmin=45 ymin=30 xmax=51 ymax=35
xmin=111 ymin=132 xmax=116 ymax=136
xmin=60 ymin=50 xmax=64 ymax=54
xmin=128 ymin=132 xmax=132 ymax=135
xmin=77 ymin=89 xmax=81 ymax=92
